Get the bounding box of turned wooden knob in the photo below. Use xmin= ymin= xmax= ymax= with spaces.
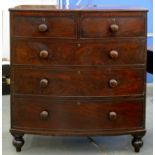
xmin=109 ymin=50 xmax=119 ymax=59
xmin=109 ymin=79 xmax=118 ymax=88
xmin=110 ymin=24 xmax=119 ymax=33
xmin=40 ymin=111 xmax=49 ymax=120
xmin=40 ymin=78 xmax=48 ymax=88
xmin=39 ymin=50 xmax=49 ymax=59
xmin=109 ymin=112 xmax=117 ymax=120
xmin=77 ymin=43 xmax=81 ymax=47
xmin=38 ymin=24 xmax=48 ymax=32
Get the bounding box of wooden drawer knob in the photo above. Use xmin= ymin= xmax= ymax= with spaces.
xmin=77 ymin=43 xmax=81 ymax=47
xmin=77 ymin=70 xmax=81 ymax=75
xmin=40 ymin=50 xmax=49 ymax=59
xmin=109 ymin=50 xmax=118 ymax=59
xmin=77 ymin=102 xmax=81 ymax=105
xmin=109 ymin=79 xmax=118 ymax=88
xmin=110 ymin=24 xmax=119 ymax=33
xmin=109 ymin=112 xmax=117 ymax=120
xmin=40 ymin=110 xmax=49 ymax=120
xmin=38 ymin=24 xmax=48 ymax=32
xmin=40 ymin=79 xmax=48 ymax=88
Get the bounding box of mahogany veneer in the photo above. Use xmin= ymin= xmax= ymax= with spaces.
xmin=9 ymin=5 xmax=147 ymax=153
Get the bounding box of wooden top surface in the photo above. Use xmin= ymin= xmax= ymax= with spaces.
xmin=9 ymin=5 xmax=148 ymax=12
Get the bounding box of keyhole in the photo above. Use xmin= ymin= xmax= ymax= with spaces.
xmin=112 ymin=18 xmax=116 ymax=23
xmin=42 ymin=17 xmax=46 ymax=22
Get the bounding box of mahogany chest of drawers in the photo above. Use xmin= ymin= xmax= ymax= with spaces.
xmin=9 ymin=5 xmax=147 ymax=152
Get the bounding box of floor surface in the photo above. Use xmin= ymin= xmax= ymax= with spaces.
xmin=2 ymin=84 xmax=153 ymax=155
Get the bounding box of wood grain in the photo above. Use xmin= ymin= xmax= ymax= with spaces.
xmin=12 ymin=97 xmax=144 ymax=130
xmin=13 ymin=67 xmax=145 ymax=96
xmin=12 ymin=38 xmax=146 ymax=65
xmin=9 ymin=6 xmax=147 ymax=152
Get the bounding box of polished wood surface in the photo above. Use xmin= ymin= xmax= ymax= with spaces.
xmin=12 ymin=38 xmax=145 ymax=65
xmin=80 ymin=15 xmax=145 ymax=38
xmin=12 ymin=97 xmax=144 ymax=130
xmin=10 ymin=5 xmax=147 ymax=152
xmin=13 ymin=67 xmax=144 ymax=96
xmin=12 ymin=15 xmax=76 ymax=38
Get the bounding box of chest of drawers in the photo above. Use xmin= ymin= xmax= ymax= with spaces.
xmin=9 ymin=5 xmax=147 ymax=153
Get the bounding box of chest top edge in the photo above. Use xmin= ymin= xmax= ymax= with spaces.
xmin=9 ymin=5 xmax=148 ymax=12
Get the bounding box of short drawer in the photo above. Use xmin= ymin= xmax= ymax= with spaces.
xmin=12 ymin=39 xmax=146 ymax=65
xmin=13 ymin=67 xmax=145 ymax=97
xmin=11 ymin=13 xmax=76 ymax=38
xmin=12 ymin=97 xmax=144 ymax=131
xmin=80 ymin=14 xmax=146 ymax=38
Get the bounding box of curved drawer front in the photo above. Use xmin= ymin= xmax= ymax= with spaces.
xmin=13 ymin=67 xmax=144 ymax=96
xmin=80 ymin=14 xmax=146 ymax=38
xmin=12 ymin=39 xmax=145 ymax=65
xmin=12 ymin=97 xmax=144 ymax=131
xmin=12 ymin=14 xmax=76 ymax=38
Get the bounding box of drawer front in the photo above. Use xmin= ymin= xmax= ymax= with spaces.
xmin=12 ymin=97 xmax=144 ymax=131
xmin=12 ymin=14 xmax=76 ymax=38
xmin=80 ymin=15 xmax=146 ymax=38
xmin=12 ymin=39 xmax=145 ymax=65
xmin=13 ymin=67 xmax=144 ymax=96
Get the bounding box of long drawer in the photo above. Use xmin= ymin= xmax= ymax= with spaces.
xmin=12 ymin=97 xmax=144 ymax=131
xmin=12 ymin=67 xmax=145 ymax=96
xmin=12 ymin=39 xmax=145 ymax=65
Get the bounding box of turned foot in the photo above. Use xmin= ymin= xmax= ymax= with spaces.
xmin=132 ymin=136 xmax=143 ymax=152
xmin=12 ymin=133 xmax=24 ymax=152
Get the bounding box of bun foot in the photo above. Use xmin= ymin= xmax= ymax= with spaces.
xmin=12 ymin=133 xmax=24 ymax=152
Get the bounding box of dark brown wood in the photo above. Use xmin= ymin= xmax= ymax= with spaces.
xmin=132 ymin=131 xmax=146 ymax=152
xmin=12 ymin=67 xmax=145 ymax=96
xmin=132 ymin=136 xmax=143 ymax=152
xmin=12 ymin=97 xmax=144 ymax=130
xmin=11 ymin=133 xmax=24 ymax=152
xmin=9 ymin=5 xmax=147 ymax=152
xmin=12 ymin=14 xmax=77 ymax=38
xmin=80 ymin=14 xmax=146 ymax=38
xmin=12 ymin=38 xmax=146 ymax=66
